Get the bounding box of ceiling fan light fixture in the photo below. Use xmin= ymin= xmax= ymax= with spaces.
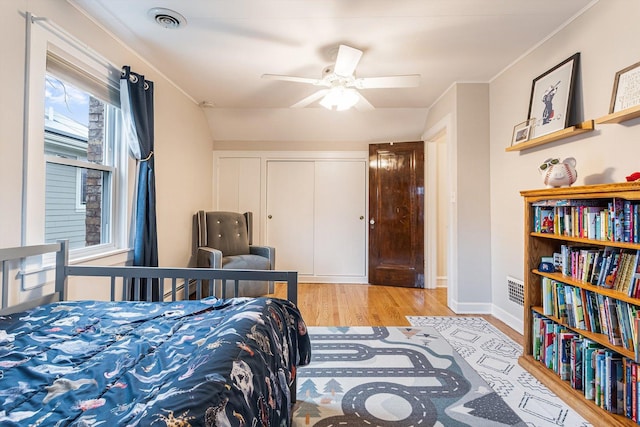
xmin=148 ymin=8 xmax=187 ymax=29
xmin=320 ymin=87 xmax=359 ymax=111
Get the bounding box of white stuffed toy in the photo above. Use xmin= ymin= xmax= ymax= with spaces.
xmin=539 ymin=157 xmax=577 ymax=188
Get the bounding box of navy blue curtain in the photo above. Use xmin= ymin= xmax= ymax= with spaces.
xmin=120 ymin=66 xmax=159 ymax=301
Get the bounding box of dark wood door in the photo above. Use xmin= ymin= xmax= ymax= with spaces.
xmin=368 ymin=141 xmax=424 ymax=287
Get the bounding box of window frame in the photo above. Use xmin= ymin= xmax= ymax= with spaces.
xmin=25 ymin=18 xmax=129 ymax=261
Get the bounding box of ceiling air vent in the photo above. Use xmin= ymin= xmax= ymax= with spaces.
xmin=148 ymin=8 xmax=186 ymax=29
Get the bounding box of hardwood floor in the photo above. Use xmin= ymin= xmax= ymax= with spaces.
xmin=272 ymin=282 xmax=523 ymax=346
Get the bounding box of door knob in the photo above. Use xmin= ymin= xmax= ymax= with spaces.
xmin=360 ymin=216 xmax=364 ymax=220
xmin=369 ymin=218 xmax=375 ymax=225
xmin=268 ymin=215 xmax=272 ymax=219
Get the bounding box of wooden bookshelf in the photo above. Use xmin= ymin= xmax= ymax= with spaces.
xmin=520 ymin=182 xmax=640 ymax=426
xmin=506 ymin=120 xmax=594 ymax=152
xmin=596 ymin=105 xmax=640 ymax=125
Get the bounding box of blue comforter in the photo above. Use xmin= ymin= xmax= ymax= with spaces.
xmin=0 ymin=297 xmax=311 ymax=426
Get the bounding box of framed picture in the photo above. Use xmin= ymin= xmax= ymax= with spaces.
xmin=511 ymin=118 xmax=535 ymax=146
xmin=527 ymin=53 xmax=580 ymax=138
xmin=609 ymin=60 xmax=640 ymax=113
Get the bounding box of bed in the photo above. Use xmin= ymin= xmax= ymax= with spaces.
xmin=0 ymin=241 xmax=311 ymax=426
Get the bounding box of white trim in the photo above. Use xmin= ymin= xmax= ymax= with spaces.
xmin=422 ymin=113 xmax=457 ymax=310
xmin=447 ymin=297 xmax=492 ymax=315
xmin=425 ymin=140 xmax=437 ymax=289
xmin=436 ymin=276 xmax=448 ymax=288
xmin=24 ymin=19 xmax=128 ymax=260
xmin=46 ymin=155 xmax=114 ymax=172
xmin=491 ymin=304 xmax=524 ymax=335
xmin=298 ymin=276 xmax=367 ymax=284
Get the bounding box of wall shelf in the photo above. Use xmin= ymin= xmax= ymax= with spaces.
xmin=595 ymin=104 xmax=640 ymax=124
xmin=505 ymin=120 xmax=595 ymax=152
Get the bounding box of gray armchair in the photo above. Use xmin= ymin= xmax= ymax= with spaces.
xmin=195 ymin=210 xmax=275 ymax=297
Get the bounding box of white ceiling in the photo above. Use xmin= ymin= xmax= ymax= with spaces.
xmin=69 ymin=0 xmax=595 ymax=142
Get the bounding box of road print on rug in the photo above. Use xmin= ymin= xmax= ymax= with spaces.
xmin=292 ymin=326 xmax=525 ymax=426
xmin=407 ymin=316 xmax=592 ymax=427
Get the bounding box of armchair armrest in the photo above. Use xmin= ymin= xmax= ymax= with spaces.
xmin=250 ymin=245 xmax=275 ymax=269
xmin=197 ymin=247 xmax=223 ymax=268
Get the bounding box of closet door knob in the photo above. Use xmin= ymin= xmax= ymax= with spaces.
xmin=268 ymin=215 xmax=273 ymax=219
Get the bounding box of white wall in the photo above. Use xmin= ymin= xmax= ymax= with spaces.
xmin=0 ymin=1 xmax=213 ymax=276
xmin=423 ymin=83 xmax=492 ymax=313
xmin=490 ymin=0 xmax=640 ymax=332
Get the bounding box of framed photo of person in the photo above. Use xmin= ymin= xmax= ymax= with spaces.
xmin=527 ymin=53 xmax=580 ymax=138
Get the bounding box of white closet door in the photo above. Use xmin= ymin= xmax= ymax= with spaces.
xmin=216 ymin=157 xmax=262 ymax=241
xmin=266 ymin=161 xmax=314 ymax=274
xmin=314 ymin=161 xmax=367 ymax=276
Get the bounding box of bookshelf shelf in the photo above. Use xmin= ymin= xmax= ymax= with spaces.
xmin=531 ymin=306 xmax=635 ymax=359
xmin=530 ymin=232 xmax=640 ymax=250
xmin=596 ymin=105 xmax=640 ymax=125
xmin=520 ymin=182 xmax=640 ymax=425
xmin=534 ymin=270 xmax=640 ymax=305
xmin=505 ymin=120 xmax=594 ymax=152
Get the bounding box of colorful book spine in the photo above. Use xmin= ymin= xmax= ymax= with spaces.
xmin=571 ymin=338 xmax=584 ymax=390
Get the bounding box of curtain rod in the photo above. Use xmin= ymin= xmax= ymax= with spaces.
xmin=21 ymin=10 xmax=120 ymax=75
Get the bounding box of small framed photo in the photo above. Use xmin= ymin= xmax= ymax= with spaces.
xmin=528 ymin=53 xmax=580 ymax=138
xmin=609 ymin=61 xmax=640 ymax=113
xmin=511 ymin=118 xmax=535 ymax=145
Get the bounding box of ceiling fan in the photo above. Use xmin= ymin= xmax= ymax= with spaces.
xmin=262 ymin=44 xmax=421 ymax=111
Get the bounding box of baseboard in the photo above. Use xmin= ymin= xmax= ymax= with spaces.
xmin=299 ymin=275 xmax=368 ymax=284
xmin=447 ymin=298 xmax=492 ymax=314
xmin=491 ymin=304 xmax=524 ymax=335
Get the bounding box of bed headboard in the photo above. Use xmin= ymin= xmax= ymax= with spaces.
xmin=0 ymin=241 xmax=67 ymax=315
xmin=0 ymin=240 xmax=298 ymax=315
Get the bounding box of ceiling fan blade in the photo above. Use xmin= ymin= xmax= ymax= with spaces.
xmin=333 ymin=45 xmax=363 ymax=77
xmin=290 ymin=89 xmax=329 ymax=108
xmin=262 ymin=74 xmax=325 ymax=86
xmin=355 ymin=74 xmax=421 ymax=89
xmin=354 ymin=92 xmax=375 ymax=111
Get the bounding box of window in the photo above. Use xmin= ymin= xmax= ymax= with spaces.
xmin=43 ymin=70 xmax=118 ymax=250
xmin=25 ymin=19 xmax=128 ymax=259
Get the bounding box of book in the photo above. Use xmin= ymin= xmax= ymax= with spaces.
xmin=624 ymin=359 xmax=632 ymax=418
xmin=597 ymin=293 xmax=610 ymax=337
xmin=602 ymin=249 xmax=623 ymax=289
xmin=573 ymin=287 xmax=586 ymax=330
xmin=606 ymin=297 xmax=624 ymax=347
xmin=542 ymin=277 xmax=554 ymax=316
xmin=539 ymin=207 xmax=554 ymax=233
xmin=625 ymin=250 xmax=640 ymax=297
xmin=583 ymin=341 xmax=600 ymax=400
xmin=616 ymin=357 xmax=624 ymax=415
xmin=564 ymin=285 xmax=575 ymax=328
xmin=556 ymin=281 xmax=567 ymax=323
xmin=632 ymin=362 xmax=637 ymax=421
xmin=613 ymin=198 xmax=625 ymax=242
xmin=559 ymin=332 xmax=578 ymax=380
xmin=624 ymin=200 xmax=633 ymax=242
xmin=571 ymin=337 xmax=584 ymax=390
xmin=595 ymin=349 xmax=606 ymax=406
xmin=589 ymin=249 xmax=604 ymax=285
xmin=616 ymin=301 xmax=634 ymax=350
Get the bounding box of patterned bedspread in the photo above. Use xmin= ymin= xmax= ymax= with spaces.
xmin=0 ymin=296 xmax=311 ymax=426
